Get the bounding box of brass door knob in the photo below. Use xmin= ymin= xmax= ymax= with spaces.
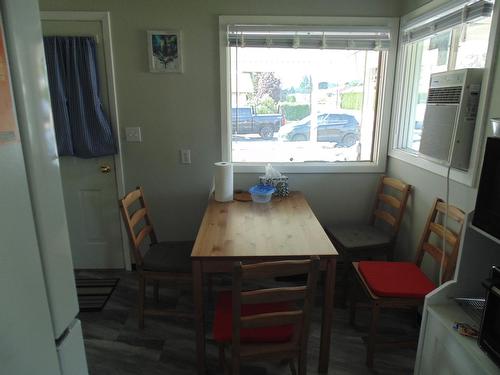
xmin=100 ymin=165 xmax=112 ymax=174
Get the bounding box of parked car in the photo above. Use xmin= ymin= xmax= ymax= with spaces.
xmin=232 ymin=107 xmax=285 ymax=140
xmin=277 ymin=113 xmax=359 ymax=146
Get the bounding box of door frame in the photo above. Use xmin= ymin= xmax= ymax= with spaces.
xmin=40 ymin=11 xmax=131 ymax=270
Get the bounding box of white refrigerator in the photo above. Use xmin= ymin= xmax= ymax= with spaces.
xmin=0 ymin=0 xmax=88 ymax=374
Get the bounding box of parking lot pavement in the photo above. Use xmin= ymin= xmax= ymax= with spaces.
xmin=232 ymin=137 xmax=361 ymax=163
xmin=232 ymin=134 xmax=277 ymax=142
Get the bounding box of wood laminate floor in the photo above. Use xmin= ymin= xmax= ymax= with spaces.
xmin=76 ymin=269 xmax=417 ymax=375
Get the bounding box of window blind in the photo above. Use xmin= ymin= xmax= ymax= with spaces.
xmin=401 ymin=0 xmax=493 ymax=44
xmin=227 ymin=24 xmax=392 ymax=50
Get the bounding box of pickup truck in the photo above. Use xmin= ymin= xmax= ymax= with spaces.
xmin=231 ymin=107 xmax=284 ymax=140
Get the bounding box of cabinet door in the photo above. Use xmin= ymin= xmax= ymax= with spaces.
xmin=420 ymin=313 xmax=487 ymax=375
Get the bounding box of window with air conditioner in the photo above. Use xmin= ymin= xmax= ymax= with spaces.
xmin=390 ymin=0 xmax=495 ymax=183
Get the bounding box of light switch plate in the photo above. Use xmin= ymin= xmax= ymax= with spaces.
xmin=180 ymin=149 xmax=191 ymax=164
xmin=125 ymin=127 xmax=142 ymax=142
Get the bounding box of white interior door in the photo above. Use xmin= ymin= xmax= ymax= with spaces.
xmin=42 ymin=19 xmax=124 ymax=269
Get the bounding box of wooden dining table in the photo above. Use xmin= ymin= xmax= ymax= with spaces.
xmin=191 ymin=191 xmax=338 ymax=374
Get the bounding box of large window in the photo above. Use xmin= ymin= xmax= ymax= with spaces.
xmin=220 ymin=17 xmax=398 ymax=172
xmin=393 ymin=0 xmax=494 ymax=155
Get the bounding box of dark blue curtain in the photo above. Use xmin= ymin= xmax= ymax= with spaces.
xmin=43 ymin=36 xmax=117 ymax=158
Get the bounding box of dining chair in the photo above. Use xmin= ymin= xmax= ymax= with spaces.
xmin=212 ymin=257 xmax=320 ymax=375
xmin=326 ymin=175 xmax=412 ymax=261
xmin=349 ymin=198 xmax=465 ymax=368
xmin=325 ymin=175 xmax=411 ymax=303
xmin=119 ymin=186 xmax=192 ymax=328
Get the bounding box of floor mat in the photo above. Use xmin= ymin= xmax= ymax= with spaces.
xmin=76 ymin=278 xmax=119 ymax=312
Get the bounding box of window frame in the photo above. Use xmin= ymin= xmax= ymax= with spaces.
xmin=389 ymin=0 xmax=500 ymax=187
xmin=219 ymin=15 xmax=399 ymax=173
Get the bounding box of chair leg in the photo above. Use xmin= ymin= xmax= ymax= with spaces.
xmin=231 ymin=350 xmax=240 ymax=375
xmin=154 ymin=280 xmax=160 ymax=303
xmin=218 ymin=344 xmax=226 ymax=370
xmin=298 ymin=354 xmax=306 ymax=375
xmin=341 ymin=253 xmax=353 ymax=307
xmin=289 ymin=359 xmax=297 ymax=375
xmin=206 ymin=274 xmax=213 ymax=301
xmin=298 ymin=341 xmax=308 ymax=375
xmin=138 ymin=275 xmax=145 ymax=329
xmin=366 ymin=303 xmax=381 ymax=368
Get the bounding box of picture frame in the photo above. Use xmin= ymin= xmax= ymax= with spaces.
xmin=147 ymin=30 xmax=183 ymax=73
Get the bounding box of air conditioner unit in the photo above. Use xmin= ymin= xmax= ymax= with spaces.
xmin=419 ymin=68 xmax=483 ymax=170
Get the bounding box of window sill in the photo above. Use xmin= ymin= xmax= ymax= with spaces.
xmin=232 ymin=161 xmax=385 ymax=174
xmin=388 ymin=148 xmax=474 ymax=186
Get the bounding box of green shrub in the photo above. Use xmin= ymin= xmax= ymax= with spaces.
xmin=255 ymin=96 xmax=278 ymax=114
xmin=280 ymin=103 xmax=310 ymax=121
xmin=340 ymin=92 xmax=363 ymax=110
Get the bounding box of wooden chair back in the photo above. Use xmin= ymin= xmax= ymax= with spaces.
xmin=415 ymin=198 xmax=465 ymax=284
xmin=119 ymin=186 xmax=158 ymax=267
xmin=231 ymin=257 xmax=320 ymax=371
xmin=370 ymin=176 xmax=412 ymax=238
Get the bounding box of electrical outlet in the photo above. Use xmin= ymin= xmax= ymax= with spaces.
xmin=180 ymin=149 xmax=191 ymax=164
xmin=125 ymin=127 xmax=142 ymax=142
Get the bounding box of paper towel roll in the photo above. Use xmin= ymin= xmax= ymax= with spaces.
xmin=214 ymin=162 xmax=233 ymax=202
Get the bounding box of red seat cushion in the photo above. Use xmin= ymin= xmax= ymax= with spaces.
xmin=358 ymin=261 xmax=436 ymax=298
xmin=213 ymin=291 xmax=294 ymax=343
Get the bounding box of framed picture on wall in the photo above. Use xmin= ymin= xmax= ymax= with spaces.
xmin=147 ymin=30 xmax=183 ymax=73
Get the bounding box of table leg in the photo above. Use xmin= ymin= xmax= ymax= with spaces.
xmin=193 ymin=260 xmax=206 ymax=375
xmin=319 ymin=258 xmax=336 ymax=373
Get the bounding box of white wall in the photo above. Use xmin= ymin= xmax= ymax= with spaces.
xmin=38 ymin=0 xmax=404 ymax=241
